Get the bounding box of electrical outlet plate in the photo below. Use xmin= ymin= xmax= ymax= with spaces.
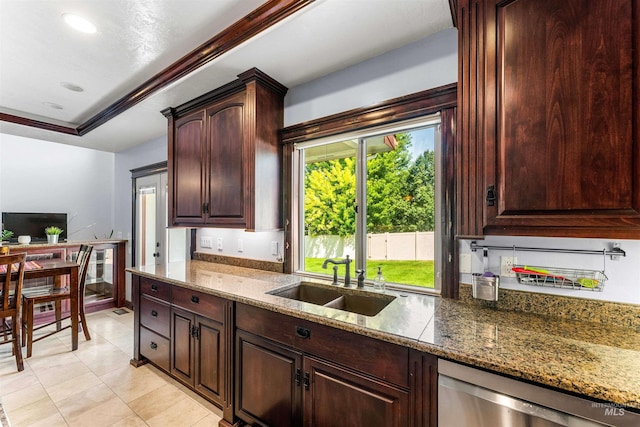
xmin=459 ymin=254 xmax=472 ymax=274
xmin=237 ymin=239 xmax=243 ymax=252
xmin=201 ymin=237 xmax=213 ymax=249
xmin=216 ymin=237 xmax=223 ymax=250
xmin=500 ymin=256 xmax=517 ymax=277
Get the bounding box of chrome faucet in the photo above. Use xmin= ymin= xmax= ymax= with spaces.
xmin=322 ymin=255 xmax=352 ymax=287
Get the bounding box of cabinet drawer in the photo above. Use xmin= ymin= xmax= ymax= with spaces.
xmin=236 ymin=304 xmax=409 ymax=388
xmin=172 ymin=286 xmax=225 ymax=322
xmin=140 ymin=326 xmax=170 ymax=372
xmin=140 ymin=277 xmax=171 ymax=302
xmin=140 ymin=295 xmax=170 ymax=337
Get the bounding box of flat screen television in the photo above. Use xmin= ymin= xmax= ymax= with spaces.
xmin=1 ymin=212 xmax=67 ymax=242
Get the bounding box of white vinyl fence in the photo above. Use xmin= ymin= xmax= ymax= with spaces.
xmin=305 ymin=232 xmax=434 ymax=261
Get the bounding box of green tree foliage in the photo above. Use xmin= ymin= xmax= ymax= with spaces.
xmin=305 ymin=157 xmax=356 ymax=237
xmin=401 ymin=150 xmax=435 ymax=231
xmin=366 ymin=133 xmax=412 ymax=233
xmin=304 ymin=132 xmax=435 ymax=236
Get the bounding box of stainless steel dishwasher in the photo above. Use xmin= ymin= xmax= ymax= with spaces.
xmin=438 ymin=359 xmax=640 ymax=427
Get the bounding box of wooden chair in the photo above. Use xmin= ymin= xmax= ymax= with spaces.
xmin=0 ymin=253 xmax=26 ymax=371
xmin=22 ymin=245 xmax=93 ymax=358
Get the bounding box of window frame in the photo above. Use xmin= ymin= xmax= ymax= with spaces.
xmin=281 ymin=83 xmax=458 ymax=298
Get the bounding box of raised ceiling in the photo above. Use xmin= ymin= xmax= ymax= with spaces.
xmin=0 ymin=0 xmax=453 ymax=152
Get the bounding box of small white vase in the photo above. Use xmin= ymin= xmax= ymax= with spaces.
xmin=47 ymin=235 xmax=59 ymax=244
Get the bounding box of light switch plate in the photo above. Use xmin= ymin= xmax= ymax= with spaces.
xmin=271 ymin=241 xmax=279 ymax=256
xmin=201 ymin=237 xmax=213 ymax=248
xmin=217 ymin=237 xmax=223 ymax=251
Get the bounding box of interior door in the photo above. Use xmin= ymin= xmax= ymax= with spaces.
xmin=135 ymin=170 xmax=190 ymax=267
xmin=135 ymin=173 xmax=166 ymax=266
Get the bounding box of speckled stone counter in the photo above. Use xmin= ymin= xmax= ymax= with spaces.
xmin=128 ymin=260 xmax=640 ymax=411
xmin=3 ymin=239 xmax=127 ymax=250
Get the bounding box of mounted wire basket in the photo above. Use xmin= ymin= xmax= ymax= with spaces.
xmin=513 ymin=265 xmax=606 ymax=291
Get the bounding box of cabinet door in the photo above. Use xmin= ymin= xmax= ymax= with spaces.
xmin=171 ymin=308 xmax=195 ymax=385
xmin=171 ymin=109 xmax=206 ymax=225
xmin=235 ymin=330 xmax=302 ymax=427
xmin=303 ymin=357 xmax=409 ymax=427
xmin=194 ymin=315 xmax=224 ymax=406
xmin=206 ymin=91 xmax=246 ymax=227
xmin=459 ymin=0 xmax=640 ymax=238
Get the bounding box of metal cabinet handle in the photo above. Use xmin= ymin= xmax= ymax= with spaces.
xmin=191 ymin=295 xmax=199 ymax=304
xmin=150 ymin=310 xmax=158 ymax=317
xmin=486 ymin=185 xmax=496 ymax=206
xmin=150 ymin=341 xmax=158 ymax=350
xmin=304 ymin=372 xmax=310 ymax=390
xmin=295 ymin=326 xmax=311 ymax=339
xmin=295 ymin=369 xmax=301 ymax=386
xmin=151 ymin=284 xmax=158 ymax=292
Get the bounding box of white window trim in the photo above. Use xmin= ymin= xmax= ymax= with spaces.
xmin=291 ymin=114 xmax=442 ymax=294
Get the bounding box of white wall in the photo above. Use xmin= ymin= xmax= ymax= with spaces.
xmin=196 ymin=228 xmax=284 ymax=262
xmin=284 ymin=28 xmax=458 ymax=126
xmin=459 ymin=236 xmax=640 ymax=305
xmin=0 ymin=133 xmax=114 ymax=240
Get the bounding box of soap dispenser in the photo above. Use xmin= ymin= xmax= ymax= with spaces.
xmin=373 ymin=266 xmax=385 ymax=292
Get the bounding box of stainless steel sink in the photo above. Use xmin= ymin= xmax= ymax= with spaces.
xmin=271 ymin=282 xmax=344 ymax=305
xmin=269 ymin=282 xmax=395 ymax=316
xmin=323 ymin=293 xmax=395 ymax=316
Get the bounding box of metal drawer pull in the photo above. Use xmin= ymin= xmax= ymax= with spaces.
xmin=295 ymin=369 xmax=301 ymax=386
xmin=151 ymin=284 xmax=158 ymax=292
xmin=295 ymin=326 xmax=311 ymax=339
xmin=304 ymin=372 xmax=310 ymax=390
xmin=151 ymin=310 xmax=158 ymax=317
xmin=191 ymin=295 xmax=199 ymax=304
xmin=150 ymin=341 xmax=158 ymax=350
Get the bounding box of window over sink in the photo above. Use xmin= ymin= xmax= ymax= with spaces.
xmin=293 ymin=114 xmax=442 ymax=292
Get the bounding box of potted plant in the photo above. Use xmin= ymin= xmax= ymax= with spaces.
xmin=1 ymin=230 xmax=13 ymax=254
xmin=45 ymin=226 xmax=64 ymax=244
xmin=1 ymin=229 xmax=13 ymax=242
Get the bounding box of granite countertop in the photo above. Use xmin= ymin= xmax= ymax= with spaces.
xmin=3 ymin=239 xmax=126 ymax=250
xmin=128 ymin=260 xmax=640 ymax=411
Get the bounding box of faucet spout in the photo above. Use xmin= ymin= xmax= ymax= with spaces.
xmin=321 ymin=255 xmax=352 ymax=287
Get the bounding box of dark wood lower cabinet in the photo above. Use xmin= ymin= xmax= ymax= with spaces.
xmin=171 ymin=307 xmax=225 ymax=406
xmin=234 ymin=304 xmax=414 ymax=427
xmin=304 ymin=357 xmax=409 ymax=427
xmin=235 ymin=330 xmax=302 ymax=427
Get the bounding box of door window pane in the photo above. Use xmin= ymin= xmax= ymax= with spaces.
xmin=137 ymin=186 xmax=157 ymax=266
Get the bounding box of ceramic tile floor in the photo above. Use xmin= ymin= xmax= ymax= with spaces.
xmin=0 ymin=308 xmax=223 ymax=426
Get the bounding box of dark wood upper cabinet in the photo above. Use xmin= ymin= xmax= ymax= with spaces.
xmin=457 ymin=0 xmax=640 ymax=238
xmin=164 ymin=68 xmax=287 ymax=231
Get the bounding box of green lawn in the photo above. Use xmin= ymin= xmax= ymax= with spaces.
xmin=304 ymin=258 xmax=435 ymax=288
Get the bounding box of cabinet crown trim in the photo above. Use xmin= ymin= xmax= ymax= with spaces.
xmin=161 ymin=67 xmax=287 ymax=119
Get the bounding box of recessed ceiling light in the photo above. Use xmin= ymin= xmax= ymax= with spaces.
xmin=62 ymin=13 xmax=97 ymax=34
xmin=43 ymin=102 xmax=64 ymax=110
xmin=60 ymin=82 xmax=84 ymax=92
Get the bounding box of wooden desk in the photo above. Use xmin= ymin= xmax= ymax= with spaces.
xmin=0 ymin=260 xmax=80 ymax=351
